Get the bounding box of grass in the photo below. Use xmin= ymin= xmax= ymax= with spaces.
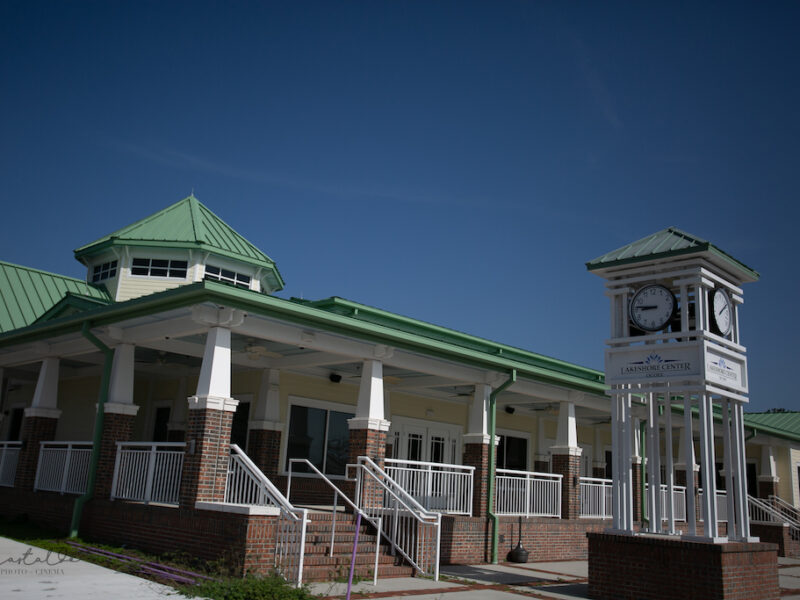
xmin=0 ymin=514 xmax=318 ymax=599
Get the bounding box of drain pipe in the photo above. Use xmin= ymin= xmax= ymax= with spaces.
xmin=70 ymin=322 xmax=113 ymax=538
xmin=488 ymin=370 xmax=516 ymax=564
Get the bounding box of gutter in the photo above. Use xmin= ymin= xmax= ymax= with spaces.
xmin=488 ymin=370 xmax=517 ymax=564
xmin=69 ymin=322 xmax=113 ymax=538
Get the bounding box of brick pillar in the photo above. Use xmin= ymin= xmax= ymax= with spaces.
xmin=552 ymin=450 xmax=581 ymax=519
xmin=632 ymin=458 xmax=643 ymax=523
xmin=463 ymin=442 xmax=490 ymax=517
xmin=94 ymin=404 xmax=138 ymax=500
xmin=247 ymin=428 xmax=282 ymax=479
xmin=347 ymin=423 xmax=388 ymax=508
xmin=14 ymin=410 xmax=60 ymax=490
xmin=180 ymin=397 xmax=238 ymax=508
xmin=758 ymin=477 xmax=779 ymax=500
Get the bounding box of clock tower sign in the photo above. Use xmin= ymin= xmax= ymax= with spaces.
xmin=585 ymin=227 xmax=778 ymax=600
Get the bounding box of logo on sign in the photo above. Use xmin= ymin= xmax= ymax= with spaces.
xmin=620 ymin=353 xmax=692 ymax=378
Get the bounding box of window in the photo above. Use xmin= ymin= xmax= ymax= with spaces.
xmin=286 ymin=404 xmax=353 ymax=476
xmin=497 ymin=434 xmax=528 ymax=471
xmin=131 ymin=258 xmax=187 ymax=278
xmin=152 ymin=406 xmax=170 ymax=442
xmin=204 ymin=265 xmax=251 ymax=289
xmin=92 ymin=260 xmax=117 ymax=282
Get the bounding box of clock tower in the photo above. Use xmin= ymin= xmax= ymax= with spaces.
xmin=587 ymin=227 xmax=759 ymax=541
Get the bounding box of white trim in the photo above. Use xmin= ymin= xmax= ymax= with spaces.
xmin=347 ymin=417 xmax=390 ymax=431
xmin=103 ymin=402 xmax=140 ymax=416
xmin=23 ymin=407 xmax=62 ymax=419
xmin=195 ymin=501 xmax=280 ymax=516
xmin=187 ymin=395 xmax=239 ymax=412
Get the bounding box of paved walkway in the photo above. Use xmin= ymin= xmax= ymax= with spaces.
xmin=1 ymin=535 xmax=798 ymax=599
xmin=0 ymin=537 xmax=180 ymax=599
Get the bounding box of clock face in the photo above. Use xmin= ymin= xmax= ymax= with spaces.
xmin=711 ymin=288 xmax=733 ymax=336
xmin=629 ymin=284 xmax=676 ymax=332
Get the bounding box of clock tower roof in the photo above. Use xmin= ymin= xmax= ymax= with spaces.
xmin=586 ymin=226 xmax=759 ymax=283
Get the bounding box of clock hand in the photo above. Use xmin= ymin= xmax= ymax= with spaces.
xmin=636 ymin=305 xmax=658 ymax=310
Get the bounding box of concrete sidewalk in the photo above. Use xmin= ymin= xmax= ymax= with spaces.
xmin=0 ymin=536 xmax=180 ymax=599
xmin=2 ymin=535 xmax=797 ymax=600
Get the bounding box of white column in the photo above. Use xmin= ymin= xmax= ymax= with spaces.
xmin=593 ymin=426 xmax=606 ymax=476
xmin=552 ymin=401 xmax=581 ymax=458
xmin=250 ymin=369 xmax=282 ymax=430
xmin=664 ymin=392 xmax=676 ymax=534
xmin=26 ymin=357 xmax=61 ymax=419
xmin=733 ymin=403 xmax=752 ymax=539
xmin=463 ymin=383 xmax=491 ymax=444
xmin=683 ymin=394 xmax=697 ymax=536
xmin=536 ymin=418 xmax=549 ymax=466
xmin=348 ymin=359 xmax=389 ymax=431
xmin=167 ymin=377 xmax=188 ymax=432
xmin=105 ymin=344 xmax=139 ymax=416
xmin=646 ymin=393 xmax=662 ymax=532
xmin=759 ymin=444 xmax=779 ymax=486
xmin=722 ymin=399 xmax=737 ymax=539
xmin=698 ymin=394 xmax=719 ymax=539
xmin=189 ymin=327 xmax=237 ymax=412
xmin=622 ymin=392 xmax=633 ymax=532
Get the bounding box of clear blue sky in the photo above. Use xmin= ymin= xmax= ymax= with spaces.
xmin=1 ymin=2 xmax=798 ymax=412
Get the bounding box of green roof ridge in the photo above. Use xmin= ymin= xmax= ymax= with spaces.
xmin=73 ymin=195 xmax=285 ymax=291
xmin=586 ymin=226 xmax=759 ymax=281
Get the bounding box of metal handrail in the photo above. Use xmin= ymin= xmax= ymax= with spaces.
xmin=354 ymin=456 xmax=441 ymax=580
xmin=227 ymin=444 xmax=298 ymax=515
xmin=750 ymin=495 xmax=800 ymax=539
xmin=768 ymin=495 xmax=800 ymax=526
xmin=287 ymin=459 xmax=382 ymax=586
xmin=227 ymin=445 xmax=309 ymax=587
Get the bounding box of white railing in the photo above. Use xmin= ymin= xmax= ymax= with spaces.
xmin=769 ymin=495 xmax=800 ymax=525
xmin=35 ymin=442 xmax=92 ymax=494
xmin=384 ymin=459 xmax=474 ymax=515
xmin=287 ymin=458 xmax=381 ymax=586
xmin=111 ymin=442 xmax=185 ymax=505
xmin=660 ymin=484 xmax=687 ymax=522
xmin=698 ymin=489 xmax=729 ymax=523
xmin=353 ymin=456 xmax=441 ymax=580
xmin=0 ymin=442 xmax=21 ymax=487
xmin=750 ymin=495 xmax=800 ymax=540
xmin=227 ymin=445 xmax=309 ymax=586
xmin=580 ymin=477 xmax=612 ymax=519
xmin=496 ymin=469 xmax=562 ymax=518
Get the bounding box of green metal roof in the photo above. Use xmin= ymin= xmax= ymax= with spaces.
xmin=0 ymin=280 xmax=606 ymax=395
xmin=74 ymin=195 xmax=285 ymax=291
xmin=0 ymin=261 xmax=110 ymax=333
xmin=295 ymin=296 xmax=604 ymax=385
xmin=743 ymin=411 xmax=800 ymax=440
xmin=586 ymin=227 xmax=759 ymax=282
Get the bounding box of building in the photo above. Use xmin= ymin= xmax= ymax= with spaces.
xmin=0 ymin=196 xmax=797 ymax=582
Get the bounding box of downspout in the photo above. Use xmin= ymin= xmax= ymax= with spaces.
xmin=488 ymin=369 xmax=516 ymax=564
xmin=640 ymin=420 xmax=647 ymax=526
xmin=70 ymin=322 xmax=113 ymax=538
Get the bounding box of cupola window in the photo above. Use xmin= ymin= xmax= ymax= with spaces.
xmin=204 ymin=264 xmax=251 ymax=289
xmin=131 ymin=258 xmax=188 ymax=278
xmin=91 ymin=260 xmax=118 ymax=282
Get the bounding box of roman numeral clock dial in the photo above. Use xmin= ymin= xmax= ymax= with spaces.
xmin=629 ymin=284 xmax=676 ymax=332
